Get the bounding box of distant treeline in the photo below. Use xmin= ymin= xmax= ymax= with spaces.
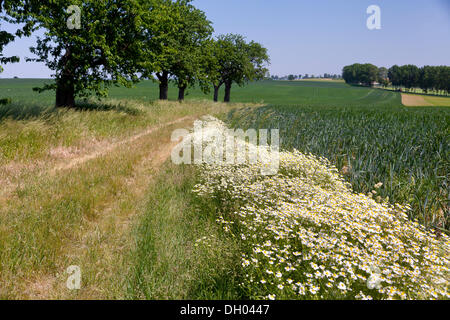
xmin=342 ymin=63 xmax=450 ymax=95
xmin=270 ymin=74 xmax=342 ymax=81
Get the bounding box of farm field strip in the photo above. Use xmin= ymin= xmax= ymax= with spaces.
xmin=401 ymin=93 xmax=450 ymax=107
xmin=401 ymin=94 xmax=433 ymax=107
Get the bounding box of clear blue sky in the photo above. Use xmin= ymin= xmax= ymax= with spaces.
xmin=1 ymin=0 xmax=449 ymax=78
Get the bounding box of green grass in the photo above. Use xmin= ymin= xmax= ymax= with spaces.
xmin=226 ymin=104 xmax=450 ymax=231
xmin=423 ymin=95 xmax=450 ymax=107
xmin=125 ymin=163 xmax=242 ymax=300
xmin=0 ymin=99 xmax=229 ymax=299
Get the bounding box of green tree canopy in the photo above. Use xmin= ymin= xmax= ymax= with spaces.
xmin=6 ymin=0 xmax=144 ymax=107
xmin=389 ymin=64 xmax=449 ymax=94
xmin=169 ymin=1 xmax=213 ymax=101
xmin=206 ymin=34 xmax=269 ymax=103
xmin=342 ymin=63 xmax=378 ymax=87
xmin=138 ymin=0 xmax=213 ymax=101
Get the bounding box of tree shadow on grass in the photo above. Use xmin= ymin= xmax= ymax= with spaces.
xmin=0 ymin=99 xmax=142 ymax=122
xmin=0 ymin=102 xmax=57 ymax=122
xmin=74 ymin=100 xmax=143 ymax=116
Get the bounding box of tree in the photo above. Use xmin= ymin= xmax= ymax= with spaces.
xmin=400 ymin=65 xmax=420 ymax=91
xmin=288 ymin=74 xmax=295 ymax=81
xmin=343 ymin=63 xmax=378 ymax=86
xmin=377 ymin=67 xmax=389 ymax=87
xmin=206 ymin=34 xmax=269 ymax=103
xmin=420 ymin=66 xmax=436 ymax=94
xmin=359 ymin=64 xmax=378 ymax=86
xmin=200 ymin=38 xmax=222 ymax=102
xmin=7 ymin=0 xmax=144 ymax=107
xmin=343 ymin=64 xmax=359 ymax=84
xmin=388 ymin=65 xmax=402 ymax=90
xmin=139 ymin=0 xmax=213 ymax=101
xmin=170 ymin=2 xmax=213 ymax=101
xmin=436 ymin=66 xmax=450 ymax=95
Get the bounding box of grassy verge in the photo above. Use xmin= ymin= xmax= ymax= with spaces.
xmin=0 ymin=99 xmax=218 ymax=163
xmin=125 ymin=163 xmax=243 ymax=300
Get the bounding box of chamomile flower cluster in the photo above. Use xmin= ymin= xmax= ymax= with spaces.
xmin=192 ymin=117 xmax=450 ymax=300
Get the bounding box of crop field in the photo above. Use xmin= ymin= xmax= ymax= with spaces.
xmin=1 ymin=78 xmax=403 ymax=106
xmin=226 ymin=102 xmax=450 ymax=231
xmin=0 ymin=79 xmax=449 ymax=300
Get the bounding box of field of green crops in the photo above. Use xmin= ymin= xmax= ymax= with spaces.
xmin=1 ymin=78 xmax=401 ymax=106
xmin=1 ymin=78 xmax=449 ymax=232
xmin=225 ymin=100 xmax=449 ymax=232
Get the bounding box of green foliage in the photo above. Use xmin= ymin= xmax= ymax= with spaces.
xmin=0 ymin=97 xmax=12 ymax=105
xmin=377 ymin=67 xmax=389 ymax=87
xmin=214 ymin=34 xmax=270 ymax=87
xmin=138 ymin=0 xmax=213 ymax=99
xmin=0 ymin=1 xmax=21 ymax=73
xmin=344 ymin=63 xmax=450 ymax=95
xmin=170 ymin=2 xmax=213 ymax=92
xmin=6 ymin=0 xmax=144 ymax=104
xmin=389 ymin=64 xmax=450 ymax=94
xmin=418 ymin=65 xmax=450 ymax=94
xmin=342 ymin=63 xmax=378 ymax=86
xmin=202 ymin=34 xmax=269 ymax=102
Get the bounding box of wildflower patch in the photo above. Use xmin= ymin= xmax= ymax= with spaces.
xmin=192 ymin=116 xmax=450 ymax=300
xmin=172 ymin=116 xmax=280 ymax=175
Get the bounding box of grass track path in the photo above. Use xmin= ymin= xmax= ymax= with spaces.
xmin=1 ymin=115 xmax=197 ymax=299
xmin=51 ymin=116 xmax=193 ymax=172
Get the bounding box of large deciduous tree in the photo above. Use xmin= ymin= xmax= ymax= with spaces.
xmin=139 ymin=0 xmax=213 ymax=101
xmin=207 ymin=34 xmax=269 ymax=103
xmin=377 ymin=67 xmax=389 ymax=87
xmin=342 ymin=63 xmax=378 ymax=87
xmin=7 ymin=0 xmax=143 ymax=107
xmin=388 ymin=65 xmax=402 ymax=89
xmin=170 ymin=3 xmax=213 ymax=101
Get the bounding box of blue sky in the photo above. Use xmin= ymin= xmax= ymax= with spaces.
xmin=1 ymin=0 xmax=449 ymax=78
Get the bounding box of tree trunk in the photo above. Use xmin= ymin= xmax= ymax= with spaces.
xmin=178 ymin=85 xmax=187 ymax=101
xmin=224 ymin=82 xmax=232 ymax=103
xmin=213 ymin=85 xmax=220 ymax=102
xmin=158 ymin=71 xmax=169 ymax=100
xmin=55 ymin=79 xmax=75 ymax=108
xmin=55 ymin=47 xmax=75 ymax=108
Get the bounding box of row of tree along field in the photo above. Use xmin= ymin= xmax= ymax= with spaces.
xmin=270 ymin=74 xmax=342 ymax=81
xmin=0 ymin=0 xmax=270 ymax=107
xmin=343 ymin=63 xmax=450 ymax=95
